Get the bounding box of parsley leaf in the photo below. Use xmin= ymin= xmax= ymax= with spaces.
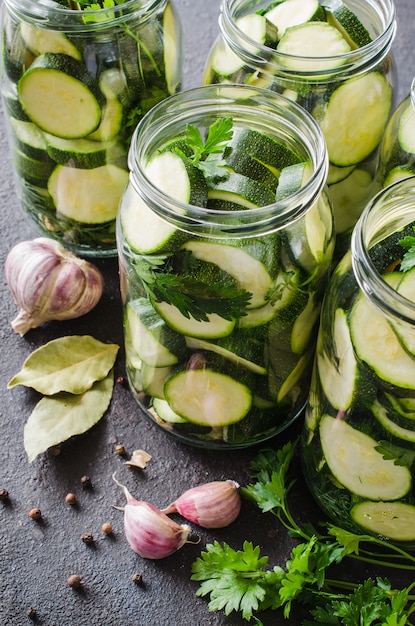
xmin=398 ymin=228 xmax=415 ymax=272
xmin=184 ymin=117 xmax=233 ymax=180
xmin=132 ymin=255 xmax=251 ymax=322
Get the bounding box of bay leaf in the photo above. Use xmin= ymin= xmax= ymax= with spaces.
xmin=24 ymin=371 xmax=114 ymax=463
xmin=8 ymin=335 xmax=119 ymax=395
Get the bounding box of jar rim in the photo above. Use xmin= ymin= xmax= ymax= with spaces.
xmin=351 ymin=176 xmax=415 ymax=324
xmin=3 ymin=0 xmax=163 ymax=29
xmin=127 ymin=84 xmax=329 ymax=237
xmin=220 ymin=0 xmax=396 ymax=79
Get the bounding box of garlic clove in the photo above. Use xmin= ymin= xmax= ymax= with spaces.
xmin=5 ymin=237 xmax=104 ymax=335
xmin=113 ymin=474 xmax=192 ymax=560
xmin=162 ymin=480 xmax=241 ymax=529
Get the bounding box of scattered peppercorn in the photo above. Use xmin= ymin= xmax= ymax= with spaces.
xmin=29 ymin=507 xmax=42 ymax=520
xmin=101 ymin=522 xmax=113 ymax=535
xmin=115 ymin=444 xmax=125 ymax=456
xmin=132 ymin=573 xmax=143 ymax=585
xmin=65 ymin=493 xmax=77 ymax=505
xmin=80 ymin=475 xmax=92 ymax=488
xmin=27 ymin=607 xmax=36 ymax=619
xmin=81 ymin=532 xmax=94 ymax=545
xmin=0 ymin=489 xmax=9 ymax=502
xmin=116 ymin=376 xmax=127 ymax=387
xmin=67 ymin=575 xmax=83 ymax=589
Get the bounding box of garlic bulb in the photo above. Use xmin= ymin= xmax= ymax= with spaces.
xmin=5 ymin=238 xmax=104 ymax=335
xmin=113 ymin=475 xmax=191 ymax=559
xmin=162 ymin=480 xmax=241 ymax=528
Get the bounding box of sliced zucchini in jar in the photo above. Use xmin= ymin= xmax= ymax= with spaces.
xmin=141 ymin=364 xmax=172 ymax=399
xmin=319 ymin=414 xmax=412 ymax=500
xmin=48 ymin=163 xmax=129 ymax=223
xmin=349 ymin=290 xmax=415 ymax=391
xmin=10 ymin=118 xmax=49 ymax=159
xmin=44 ymin=134 xmax=123 ymax=169
xmin=277 ymin=22 xmax=351 ymax=73
xmin=208 ymin=172 xmax=275 ymax=209
xmin=324 ymin=0 xmax=373 ymax=48
xmin=351 ymin=501 xmax=415 ymax=542
xmin=265 ymin=0 xmax=326 ymax=38
xmin=20 ymin=23 xmax=81 ymax=59
xmin=316 ymin=308 xmax=358 ymax=411
xmin=320 ymin=72 xmax=393 ymax=167
xmin=154 ymin=300 xmax=236 ymax=339
xmin=163 ymin=2 xmax=182 ymax=94
xmin=18 ymin=53 xmax=103 ymax=139
xmin=398 ymin=99 xmax=415 ymax=154
xmin=126 ymin=298 xmax=186 ymax=367
xmin=164 ymin=367 xmax=253 ymax=427
xmin=180 ymin=240 xmax=272 ymax=309
xmin=184 ymin=335 xmax=267 ymax=376
xmin=371 ymin=399 xmax=415 ymax=443
xmin=120 ymin=151 xmax=207 ymax=254
xmin=329 ymin=168 xmax=373 ymax=234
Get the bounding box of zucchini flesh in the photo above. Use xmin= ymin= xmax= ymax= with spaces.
xmin=316 ymin=308 xmax=357 ymax=411
xmin=351 ymin=501 xmax=415 ymax=542
xmin=20 ymin=23 xmax=81 ymax=59
xmin=265 ymin=0 xmax=325 ymax=38
xmin=180 ymin=240 xmax=272 ymax=309
xmin=48 ymin=163 xmax=129 ymax=223
xmin=154 ymin=301 xmax=236 ymax=339
xmin=125 ymin=298 xmax=185 ymax=367
xmin=18 ymin=53 xmax=102 ymax=139
xmin=164 ymin=368 xmax=253 ymax=427
xmin=277 ymin=22 xmax=351 ymax=72
xmin=398 ymin=102 xmax=415 ymax=154
xmin=349 ymin=291 xmax=415 ymax=391
xmin=325 ymin=0 xmax=372 ymax=48
xmin=320 ymin=73 xmax=393 ymax=167
xmin=163 ymin=2 xmax=181 ymax=95
xmin=371 ymin=399 xmax=415 ymax=443
xmin=319 ymin=415 xmax=412 ymax=500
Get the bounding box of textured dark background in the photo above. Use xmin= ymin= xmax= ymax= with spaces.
xmin=0 ymin=1 xmax=414 ymax=625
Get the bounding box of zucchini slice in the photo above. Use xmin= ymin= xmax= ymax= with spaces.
xmin=316 ymin=308 xmax=357 ymax=411
xmin=398 ymin=101 xmax=415 ymax=154
xmin=324 ymin=0 xmax=372 ymax=48
xmin=184 ymin=336 xmax=267 ymax=376
xmin=319 ymin=414 xmax=412 ymax=500
xmin=48 ymin=163 xmax=129 ymax=223
xmin=18 ymin=53 xmax=103 ymax=139
xmin=163 ymin=2 xmax=182 ymax=94
xmin=277 ymin=22 xmax=351 ymax=72
xmin=164 ymin=368 xmax=253 ymax=427
xmin=328 ymin=168 xmax=373 ymax=234
xmin=154 ymin=301 xmax=236 ymax=339
xmin=349 ymin=291 xmax=415 ymax=391
xmin=371 ymin=399 xmax=415 ymax=443
xmin=44 ymin=134 xmax=121 ymax=169
xmin=180 ymin=240 xmax=272 ymax=309
xmin=125 ymin=298 xmax=186 ymax=367
xmin=208 ymin=172 xmax=275 ymax=208
xmin=20 ymin=23 xmax=81 ymax=59
xmin=265 ymin=0 xmax=325 ymax=38
xmin=320 ymin=72 xmax=393 ymax=166
xmin=351 ymin=501 xmax=415 ymax=542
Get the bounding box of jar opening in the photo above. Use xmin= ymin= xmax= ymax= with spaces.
xmin=220 ymin=0 xmax=396 ymax=79
xmin=352 ymin=176 xmax=415 ymax=324
xmin=127 ymin=85 xmax=328 ymax=238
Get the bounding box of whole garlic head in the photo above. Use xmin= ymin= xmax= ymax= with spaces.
xmin=5 ymin=237 xmax=104 ymax=335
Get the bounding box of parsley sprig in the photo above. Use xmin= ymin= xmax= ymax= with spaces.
xmin=399 ymin=227 xmax=415 ymax=272
xmin=132 ymin=254 xmax=251 ymax=322
xmin=191 ymin=441 xmax=415 ymax=624
xmin=181 ymin=117 xmax=233 ymax=181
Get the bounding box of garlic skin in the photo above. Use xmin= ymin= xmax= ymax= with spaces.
xmin=162 ymin=480 xmax=241 ymax=529
xmin=114 ymin=476 xmax=191 ymax=560
xmin=5 ymin=237 xmax=104 ymax=335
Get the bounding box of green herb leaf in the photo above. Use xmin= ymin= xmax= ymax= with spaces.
xmin=398 ymin=228 xmax=415 ymax=271
xmin=7 ymin=335 xmax=119 ymax=395
xmin=375 ymin=440 xmax=415 ymax=467
xmin=184 ymin=117 xmax=233 ymax=180
xmin=133 ymin=256 xmax=251 ymax=322
xmin=23 ymin=371 xmax=114 ymax=462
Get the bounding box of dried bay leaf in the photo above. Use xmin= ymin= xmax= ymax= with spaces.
xmin=8 ymin=335 xmax=119 ymax=395
xmin=24 ymin=370 xmax=114 ymax=463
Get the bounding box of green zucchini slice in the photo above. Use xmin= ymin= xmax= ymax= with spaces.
xmin=319 ymin=414 xmax=412 ymax=500
xmin=351 ymin=501 xmax=415 ymax=541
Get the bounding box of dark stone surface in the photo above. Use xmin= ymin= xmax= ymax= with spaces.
xmin=0 ymin=1 xmax=414 ymax=625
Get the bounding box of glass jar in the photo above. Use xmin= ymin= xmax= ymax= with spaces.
xmin=117 ymin=84 xmax=334 ymax=449
xmin=203 ymin=0 xmax=396 ymax=260
xmin=0 ymin=0 xmax=183 ymax=257
xmin=301 ymin=177 xmax=415 ymax=546
xmin=376 ymin=77 xmax=415 ymax=189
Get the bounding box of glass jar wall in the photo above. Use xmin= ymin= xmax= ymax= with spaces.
xmin=117 ymin=84 xmax=334 ymax=448
xmin=203 ymin=0 xmax=396 ymax=260
xmin=301 ymin=177 xmax=415 ymax=547
xmin=377 ymin=77 xmax=415 ymax=189
xmin=0 ymin=0 xmax=183 ymax=257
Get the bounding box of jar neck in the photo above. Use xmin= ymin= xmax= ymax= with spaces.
xmin=128 ymin=84 xmax=328 ymax=239
xmin=220 ymin=0 xmax=396 ymax=80
xmin=3 ymin=0 xmax=165 ymax=31
xmin=351 ymin=177 xmax=415 ymax=325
